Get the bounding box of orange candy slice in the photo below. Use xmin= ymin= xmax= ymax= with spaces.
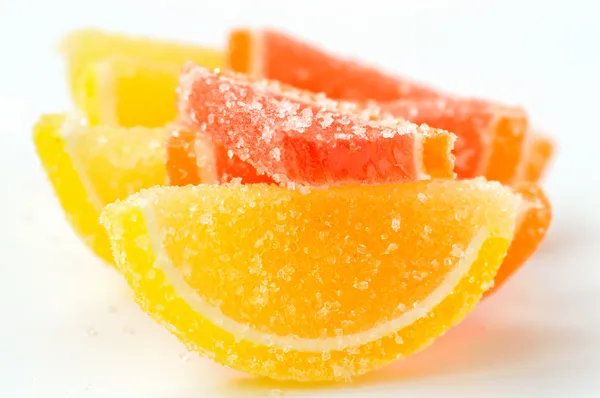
xmin=172 ymin=65 xmax=455 ymax=187
xmin=101 ymin=179 xmax=521 ymax=380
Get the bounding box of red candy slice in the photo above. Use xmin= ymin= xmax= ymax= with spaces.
xmin=170 ymin=65 xmax=455 ymax=187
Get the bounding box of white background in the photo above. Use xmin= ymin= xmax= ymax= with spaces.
xmin=1 ymin=0 xmax=599 ymax=397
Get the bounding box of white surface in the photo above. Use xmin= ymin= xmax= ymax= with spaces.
xmin=1 ymin=0 xmax=599 ymax=396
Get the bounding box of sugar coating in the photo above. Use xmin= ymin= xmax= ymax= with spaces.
xmin=101 ymin=178 xmax=521 ymax=381
xmin=176 ymin=65 xmax=455 ymax=187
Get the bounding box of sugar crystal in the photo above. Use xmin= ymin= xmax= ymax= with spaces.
xmin=298 ymin=185 xmax=311 ymax=195
xmin=262 ymin=126 xmax=274 ymax=142
xmin=199 ymin=213 xmax=213 ymax=225
xmin=251 ymin=99 xmax=263 ymax=110
xmin=318 ymin=112 xmax=334 ymax=128
xmin=451 ymin=244 xmax=465 ymax=258
xmin=421 ymin=225 xmax=433 ymax=239
xmin=355 ymin=281 xmax=369 ymax=290
xmin=381 ymin=129 xmax=395 ymax=138
xmin=391 ymin=218 xmax=401 ymax=232
xmin=353 ymin=125 xmax=367 ymax=137
xmin=270 ymin=147 xmax=281 ymax=161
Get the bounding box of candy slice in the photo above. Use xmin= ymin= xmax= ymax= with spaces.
xmin=33 ymin=114 xmax=169 ymax=263
xmin=60 ymin=29 xmax=224 ymax=125
xmin=485 ymin=183 xmax=552 ymax=296
xmin=228 ymin=29 xmax=438 ymax=102
xmin=101 ymin=179 xmax=520 ymax=381
xmin=175 ymin=66 xmax=455 ymax=186
xmin=379 ymin=98 xmax=529 ymax=183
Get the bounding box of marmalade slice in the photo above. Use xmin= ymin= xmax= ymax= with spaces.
xmin=176 ymin=65 xmax=455 ymax=187
xmin=101 ymin=179 xmax=520 ymax=380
